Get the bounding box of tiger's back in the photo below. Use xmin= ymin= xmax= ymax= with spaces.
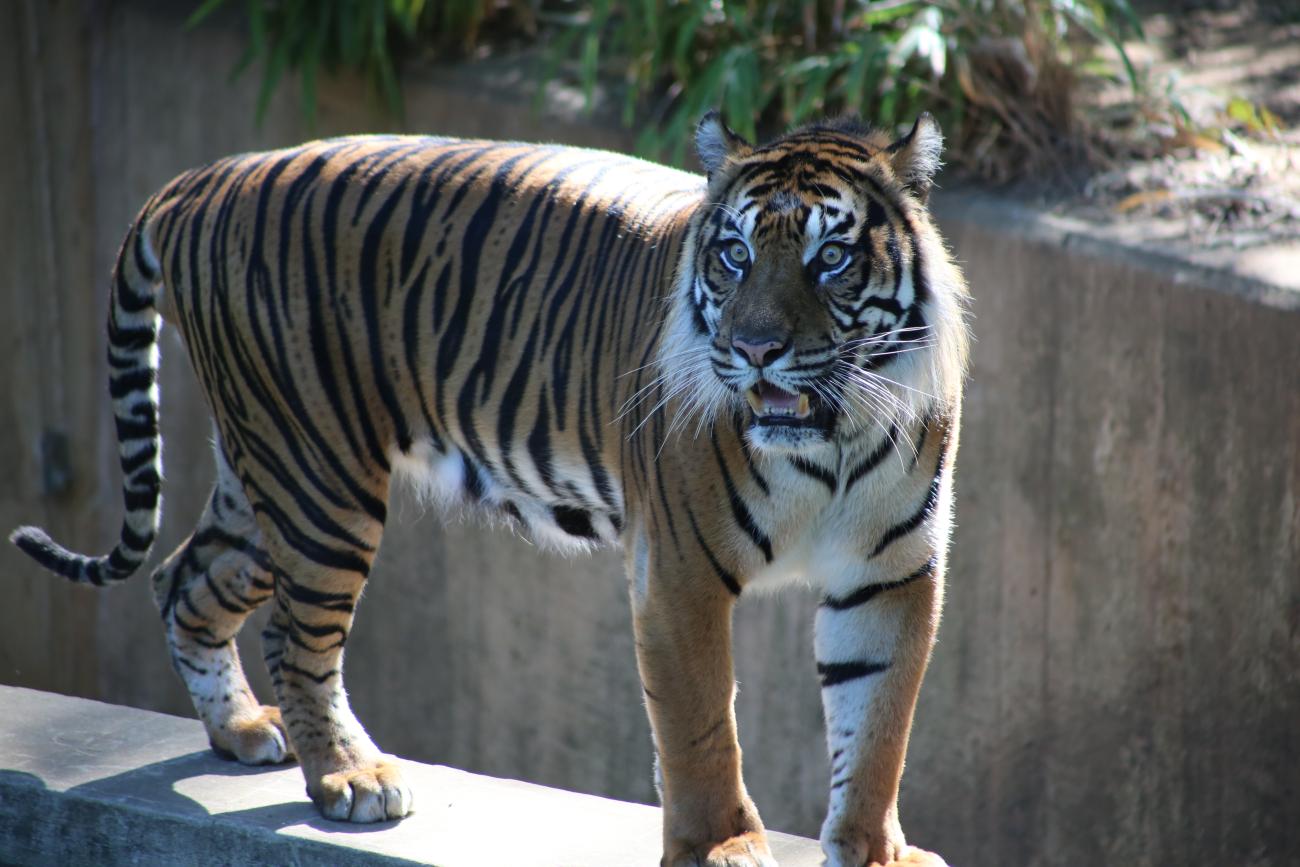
xmin=151 ymin=136 xmax=702 ymax=549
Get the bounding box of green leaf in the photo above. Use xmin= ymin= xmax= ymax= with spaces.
xmin=890 ymin=6 xmax=945 ymax=79
xmin=254 ymin=37 xmax=291 ymax=123
xmin=671 ymin=3 xmax=707 ymax=81
xmin=858 ymin=0 xmax=922 ymax=27
xmin=791 ymin=60 xmax=834 ymax=124
xmin=186 ymin=0 xmax=230 ymax=29
xmin=338 ymin=0 xmax=363 ymax=66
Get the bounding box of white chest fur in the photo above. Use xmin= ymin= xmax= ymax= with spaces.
xmin=741 ymin=431 xmax=945 ymax=597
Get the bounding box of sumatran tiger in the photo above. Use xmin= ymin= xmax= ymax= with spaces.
xmin=12 ymin=112 xmax=968 ymax=867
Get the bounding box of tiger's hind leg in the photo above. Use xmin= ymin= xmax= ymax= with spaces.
xmin=252 ymin=476 xmax=412 ymax=823
xmin=151 ymin=452 xmax=291 ymax=765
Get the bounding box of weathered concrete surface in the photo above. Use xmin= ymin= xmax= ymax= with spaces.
xmin=0 ymin=686 xmax=823 ymax=867
xmin=1 ymin=3 xmax=1297 ymax=867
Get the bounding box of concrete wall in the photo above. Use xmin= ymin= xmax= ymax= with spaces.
xmin=2 ymin=2 xmax=1296 ymax=865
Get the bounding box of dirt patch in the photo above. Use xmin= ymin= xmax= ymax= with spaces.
xmin=1066 ymin=2 xmax=1299 ymax=268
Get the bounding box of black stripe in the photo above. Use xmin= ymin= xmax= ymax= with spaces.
xmin=105 ymin=547 xmax=141 ymax=575
xmin=204 ymin=572 xmax=247 ymax=614
xmin=118 ymin=522 xmax=155 ymax=552
xmin=817 ymin=659 xmax=890 ymax=687
xmin=843 ymin=425 xmax=897 ymax=494
xmin=910 ymin=230 xmax=930 ymax=305
xmin=120 ymin=443 xmax=159 ymax=476
xmin=436 ymin=160 xmax=515 ymax=426
xmin=278 ymin=573 xmax=355 ymax=612
xmin=821 ymin=557 xmax=937 ymax=610
xmin=398 ymin=145 xmax=493 ymax=283
xmin=868 ymin=456 xmax=944 ymax=559
xmin=401 ymin=257 xmax=443 ymax=450
xmin=175 ymin=656 xmax=208 ymax=676
xmin=788 ymin=456 xmax=836 ymax=491
xmin=278 ymin=660 xmax=338 ymax=684
xmin=908 ymin=418 xmax=929 ymax=473
xmin=115 ymin=274 xmax=154 ymax=314
xmin=463 ymin=459 xmax=486 ymax=501
xmin=133 ymin=221 xmax=159 ymax=281
xmin=108 ymin=349 xmax=139 ymax=370
xmin=713 ymin=432 xmax=772 ymax=562
xmin=122 ymin=489 xmax=159 ymax=514
xmin=358 ymin=176 xmax=414 ymax=451
xmin=525 ymin=394 xmax=560 ymax=495
xmin=288 ymin=613 xmax=348 ymax=643
xmin=108 ymin=323 xmax=157 ymax=352
xmin=688 ymin=716 xmax=729 ymax=748
xmin=248 ymin=493 xmax=372 ymax=575
xmin=739 ymin=437 xmax=770 ymax=496
xmin=651 ymin=448 xmax=682 ymax=550
xmin=237 ymin=427 xmax=376 ymax=551
xmin=108 ymin=368 xmax=156 ymax=399
xmin=315 ymin=155 xmax=387 ymax=470
xmin=686 ymin=510 xmax=742 ymax=596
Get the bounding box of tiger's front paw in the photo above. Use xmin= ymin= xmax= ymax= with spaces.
xmin=883 ymin=847 xmax=949 ymax=867
xmin=310 ymin=757 xmax=413 ymax=823
xmin=821 ymin=814 xmax=907 ymax=867
xmin=664 ymin=831 xmax=777 ymax=867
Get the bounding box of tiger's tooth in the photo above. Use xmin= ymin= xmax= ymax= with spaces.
xmin=796 ymin=393 xmax=810 ymax=418
xmin=746 ymin=389 xmax=765 ymax=414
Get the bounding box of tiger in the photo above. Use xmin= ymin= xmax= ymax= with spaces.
xmin=11 ymin=111 xmax=968 ymax=867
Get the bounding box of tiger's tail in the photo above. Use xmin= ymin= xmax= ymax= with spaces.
xmin=11 ymin=210 xmax=165 ymax=586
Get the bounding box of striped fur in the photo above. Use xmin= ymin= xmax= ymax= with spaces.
xmin=12 ymin=114 xmax=968 ymax=865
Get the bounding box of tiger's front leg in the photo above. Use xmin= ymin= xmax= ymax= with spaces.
xmin=815 ymin=555 xmax=942 ymax=866
xmin=629 ymin=534 xmax=775 ymax=867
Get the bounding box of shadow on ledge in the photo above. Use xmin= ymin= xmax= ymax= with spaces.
xmin=0 ymin=685 xmax=841 ymax=867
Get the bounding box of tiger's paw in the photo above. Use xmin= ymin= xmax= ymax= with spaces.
xmin=820 ymin=816 xmax=909 ymax=867
xmin=883 ymin=846 xmax=950 ymax=867
xmin=311 ymin=757 xmax=413 ymax=823
xmin=208 ymin=705 xmax=294 ymax=765
xmin=664 ymin=831 xmax=777 ymax=867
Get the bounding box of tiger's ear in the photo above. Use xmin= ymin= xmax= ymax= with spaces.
xmin=886 ymin=112 xmax=943 ymax=203
xmin=695 ymin=111 xmax=752 ymax=180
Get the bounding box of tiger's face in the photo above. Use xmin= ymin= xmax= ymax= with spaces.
xmin=664 ymin=113 xmax=951 ymax=455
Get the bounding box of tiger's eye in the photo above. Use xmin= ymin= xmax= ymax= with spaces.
xmin=727 ymin=242 xmax=750 ymax=265
xmin=819 ymin=243 xmax=846 ymax=267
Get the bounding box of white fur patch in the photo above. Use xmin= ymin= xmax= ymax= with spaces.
xmin=389 ymin=442 xmax=618 ymax=554
xmin=391 ymin=442 xmax=465 ymax=507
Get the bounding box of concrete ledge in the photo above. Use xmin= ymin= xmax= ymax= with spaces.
xmin=933 ymin=187 xmax=1300 ymax=313
xmin=0 ymin=686 xmax=822 ymax=866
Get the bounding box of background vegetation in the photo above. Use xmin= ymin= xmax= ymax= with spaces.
xmin=189 ymin=0 xmax=1158 ymax=180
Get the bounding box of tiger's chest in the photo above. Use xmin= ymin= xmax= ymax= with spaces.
xmin=730 ymin=430 xmax=944 ymax=596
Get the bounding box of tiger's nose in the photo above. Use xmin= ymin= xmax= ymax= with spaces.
xmin=732 ymin=335 xmax=790 ymax=368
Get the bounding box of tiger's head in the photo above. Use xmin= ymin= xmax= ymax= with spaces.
xmin=659 ymin=112 xmax=968 ymax=455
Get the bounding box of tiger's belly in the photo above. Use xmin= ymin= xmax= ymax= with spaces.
xmin=389 ymin=439 xmax=625 ymax=552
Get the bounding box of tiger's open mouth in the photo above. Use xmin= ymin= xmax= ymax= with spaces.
xmin=745 ymin=381 xmax=817 ymax=426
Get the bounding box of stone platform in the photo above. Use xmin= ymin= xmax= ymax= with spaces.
xmin=0 ymin=686 xmax=823 ymax=866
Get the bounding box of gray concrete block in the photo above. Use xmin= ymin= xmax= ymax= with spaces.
xmin=0 ymin=686 xmax=822 ymax=866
